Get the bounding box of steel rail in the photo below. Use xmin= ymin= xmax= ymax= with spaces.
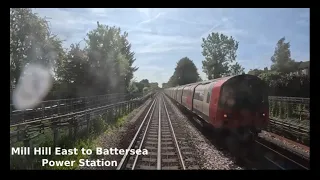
xmin=131 ymin=98 xmax=157 ymax=169
xmin=116 ymin=98 xmax=157 ymax=170
xmin=162 ymin=94 xmax=186 ymax=170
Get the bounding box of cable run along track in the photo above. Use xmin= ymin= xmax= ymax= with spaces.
xmin=117 ymin=94 xmax=194 ymax=170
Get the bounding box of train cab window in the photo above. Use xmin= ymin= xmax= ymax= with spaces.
xmin=206 ymin=82 xmax=215 ymax=103
xmin=194 ymin=85 xmax=204 ymax=101
xmin=194 ymin=92 xmax=199 ymax=100
xmin=194 ymin=90 xmax=203 ymax=101
xmin=206 ymin=92 xmax=210 ymax=103
xmin=199 ymin=92 xmax=203 ymax=101
xmin=183 ymin=88 xmax=188 ymax=96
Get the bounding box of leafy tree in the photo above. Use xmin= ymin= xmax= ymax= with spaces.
xmin=162 ymin=83 xmax=168 ymax=88
xmin=270 ymin=37 xmax=296 ymax=73
xmin=201 ymin=32 xmax=239 ymax=79
xmin=139 ymin=79 xmax=150 ymax=87
xmin=57 ymin=43 xmax=90 ymax=97
xmin=10 ymin=8 xmax=65 ymax=101
xmin=10 ymin=9 xmax=63 ymax=87
xmin=248 ymin=69 xmax=264 ymax=76
xmin=10 ymin=9 xmax=140 ymax=100
xmin=84 ymin=22 xmax=137 ymax=95
xmin=120 ymin=32 xmax=139 ymax=90
xmin=167 ymin=75 xmax=178 ymax=87
xmin=127 ymin=80 xmax=139 ymax=94
xmin=171 ymin=57 xmax=201 ymax=86
xmin=143 ymin=87 xmax=149 ymax=95
xmin=259 ymin=72 xmax=309 ymax=97
xmin=149 ymin=82 xmax=159 ymax=90
xmin=229 ymin=62 xmax=245 ymax=75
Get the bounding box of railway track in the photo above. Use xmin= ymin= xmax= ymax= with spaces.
xmin=164 ymin=94 xmax=310 ymax=170
xmin=117 ymin=94 xmax=196 ymax=170
xmin=253 ymin=138 xmax=310 ymax=170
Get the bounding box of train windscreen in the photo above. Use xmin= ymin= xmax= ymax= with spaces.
xmin=219 ymin=75 xmax=268 ymax=110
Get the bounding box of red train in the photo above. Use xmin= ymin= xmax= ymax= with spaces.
xmin=164 ymin=74 xmax=269 ymax=142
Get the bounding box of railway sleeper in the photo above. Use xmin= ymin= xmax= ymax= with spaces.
xmin=162 ymin=135 xmax=172 ymax=138
xmin=162 ymin=158 xmax=178 ymax=163
xmin=137 ymin=165 xmax=158 ymax=170
xmin=141 ymin=157 xmax=157 ymax=163
xmin=162 ymin=147 xmax=176 ymax=152
xmin=162 ymin=166 xmax=180 ymax=170
xmin=162 ymin=142 xmax=174 ymax=145
xmin=162 ymin=138 xmax=172 ymax=141
xmin=144 ymin=146 xmax=158 ymax=150
xmin=145 ymin=141 xmax=158 ymax=145
xmin=148 ymin=151 xmax=176 ymax=156
xmin=147 ymin=137 xmax=158 ymax=141
xmin=148 ymin=132 xmax=158 ymax=135
xmin=162 ymin=132 xmax=172 ymax=136
xmin=148 ymin=134 xmax=158 ymax=138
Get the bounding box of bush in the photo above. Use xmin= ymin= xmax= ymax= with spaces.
xmin=259 ymin=72 xmax=309 ymax=98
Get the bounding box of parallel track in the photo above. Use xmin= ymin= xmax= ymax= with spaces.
xmin=164 ymin=93 xmax=309 ymax=170
xmin=254 ymin=138 xmax=310 ymax=170
xmin=117 ymin=94 xmax=189 ymax=170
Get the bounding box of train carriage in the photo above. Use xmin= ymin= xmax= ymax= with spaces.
xmin=182 ymin=83 xmax=199 ymax=110
xmin=215 ymin=75 xmax=269 ymax=132
xmin=164 ymin=74 xmax=269 ymax=142
xmin=181 ymin=84 xmax=193 ymax=110
xmin=176 ymin=85 xmax=186 ymax=104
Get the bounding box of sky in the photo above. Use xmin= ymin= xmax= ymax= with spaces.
xmin=33 ymin=8 xmax=310 ymax=87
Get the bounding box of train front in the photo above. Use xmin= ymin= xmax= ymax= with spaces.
xmin=218 ymin=74 xmax=269 ymax=141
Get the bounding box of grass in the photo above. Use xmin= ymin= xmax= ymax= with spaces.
xmin=10 ymin=109 xmax=132 ymax=170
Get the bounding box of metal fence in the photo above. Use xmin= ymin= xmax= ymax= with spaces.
xmin=10 ymin=93 xmax=142 ymax=125
xmin=268 ymin=96 xmax=310 ymax=123
xmin=10 ymin=93 xmax=153 ymax=147
xmin=267 ymin=96 xmax=310 ymax=146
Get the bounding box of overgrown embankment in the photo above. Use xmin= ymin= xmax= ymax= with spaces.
xmin=10 ymin=114 xmax=122 ymax=169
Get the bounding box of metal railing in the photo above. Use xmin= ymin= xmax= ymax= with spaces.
xmin=10 ymin=92 xmax=153 ymax=146
xmin=10 ymin=93 xmax=142 ymax=125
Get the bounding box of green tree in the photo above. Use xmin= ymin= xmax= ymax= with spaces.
xmin=143 ymin=87 xmax=150 ymax=95
xmin=201 ymin=32 xmax=239 ymax=79
xmin=149 ymin=82 xmax=159 ymax=90
xmin=172 ymin=57 xmax=201 ymax=86
xmin=162 ymin=83 xmax=168 ymax=88
xmin=57 ymin=43 xmax=90 ymax=97
xmin=139 ymin=79 xmax=150 ymax=88
xmin=229 ymin=62 xmax=245 ymax=75
xmin=127 ymin=80 xmax=139 ymax=94
xmin=85 ymin=22 xmax=137 ymax=95
xmin=270 ymin=37 xmax=296 ymax=73
xmin=10 ymin=8 xmax=64 ymax=93
xmin=248 ymin=69 xmax=264 ymax=76
xmin=167 ymin=75 xmax=178 ymax=87
xmin=120 ymin=32 xmax=139 ymax=90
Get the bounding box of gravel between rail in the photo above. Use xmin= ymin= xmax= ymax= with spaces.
xmin=80 ymin=98 xmax=153 ymax=170
xmin=80 ymin=92 xmax=310 ymax=170
xmin=116 ymin=94 xmax=201 ymax=170
xmin=162 ymin=94 xmax=242 ymax=170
